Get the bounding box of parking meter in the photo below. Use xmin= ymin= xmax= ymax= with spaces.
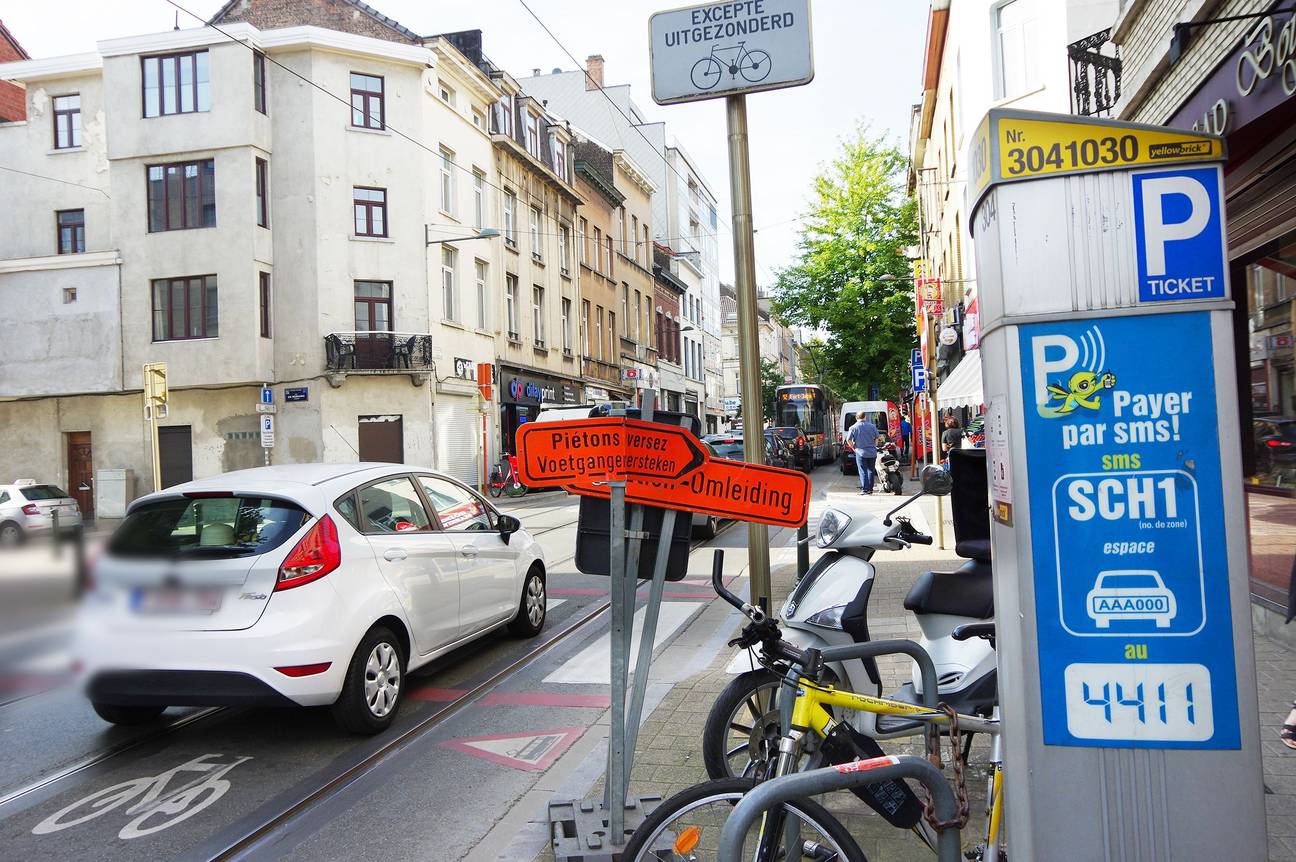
xmin=969 ymin=109 xmax=1265 ymax=858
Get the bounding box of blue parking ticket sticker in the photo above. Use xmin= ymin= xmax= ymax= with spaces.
xmin=1018 ymin=311 xmax=1239 ymax=748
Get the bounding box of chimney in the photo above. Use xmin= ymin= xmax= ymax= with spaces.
xmin=585 ymin=55 xmax=604 ymax=91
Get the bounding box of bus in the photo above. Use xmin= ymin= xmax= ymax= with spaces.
xmin=774 ymin=384 xmax=842 ymax=464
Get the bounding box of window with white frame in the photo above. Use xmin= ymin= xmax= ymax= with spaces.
xmin=633 ymin=290 xmax=641 ymax=340
xmin=532 ymin=285 xmax=545 ymax=345
xmin=561 ymin=297 xmax=572 ymax=353
xmin=579 ymin=218 xmax=588 ymax=264
xmin=525 ymin=112 xmax=540 ymax=157
xmin=993 ymin=0 xmax=1038 ymax=100
xmin=596 ymin=306 xmax=604 ymax=360
xmin=475 ymin=259 xmax=488 ymax=330
xmin=552 ymin=137 xmax=567 ymax=180
xmin=559 ymin=223 xmax=571 ymax=273
xmin=503 ymin=190 xmax=516 ymax=245
xmin=530 ymin=206 xmax=541 ymax=258
xmin=439 ymin=148 xmax=455 ymax=216
xmin=493 ymin=96 xmax=514 ymax=136
xmin=438 ymin=81 xmax=455 ymax=106
xmin=473 ymin=170 xmax=485 ymax=229
xmin=622 ymin=285 xmax=629 ymax=336
xmin=594 ymin=227 xmax=602 ymax=271
xmin=472 ymin=107 xmax=485 ymax=129
xmin=442 ymin=246 xmax=458 ymax=322
xmin=506 ymin=274 xmax=519 ymax=338
xmin=631 ymin=215 xmax=639 ymax=263
xmin=615 ymin=207 xmax=625 ymax=255
xmin=581 ymin=300 xmax=590 ymax=355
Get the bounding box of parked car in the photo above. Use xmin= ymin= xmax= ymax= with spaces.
xmin=769 ymin=426 xmax=814 ymax=473
xmin=691 ymin=441 xmax=729 ymax=539
xmin=0 ymin=481 xmax=82 ymax=546
xmin=764 ymin=431 xmax=797 ymax=470
xmin=1255 ymin=417 xmax=1296 ymax=474
xmin=79 ymin=463 xmax=547 ymax=734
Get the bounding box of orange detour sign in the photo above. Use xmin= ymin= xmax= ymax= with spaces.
xmin=568 ymin=457 xmax=811 ymax=529
xmin=515 ymin=418 xmax=708 ymax=486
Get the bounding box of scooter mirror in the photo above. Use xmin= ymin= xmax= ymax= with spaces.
xmin=919 ymin=465 xmax=953 ymax=497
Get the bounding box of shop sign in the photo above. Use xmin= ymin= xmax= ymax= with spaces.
xmin=1132 ymin=166 xmax=1227 ymax=303
xmin=1268 ymin=333 xmax=1294 ymax=350
xmin=454 ymin=358 xmax=477 ymax=380
xmin=939 ymin=327 xmax=959 ymax=346
xmin=586 ymin=386 xmax=610 ymax=401
xmin=964 ymin=298 xmax=981 ymax=350
xmin=623 ymin=368 xmax=641 ymax=380
xmin=507 ymin=378 xmax=556 ymax=402
xmin=560 ymin=385 xmax=579 ymax=404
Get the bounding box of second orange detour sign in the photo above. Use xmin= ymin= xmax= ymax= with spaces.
xmin=515 ymin=417 xmax=810 ymax=529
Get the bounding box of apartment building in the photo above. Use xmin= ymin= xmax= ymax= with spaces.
xmin=0 ymin=6 xmax=535 ymax=503
xmin=521 ymin=58 xmax=726 ymax=428
xmin=652 ymin=244 xmax=687 ymax=412
xmin=909 ymin=0 xmax=1116 ymax=423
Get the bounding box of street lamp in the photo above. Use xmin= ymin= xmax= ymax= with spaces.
xmin=425 ymin=226 xmax=500 ymax=245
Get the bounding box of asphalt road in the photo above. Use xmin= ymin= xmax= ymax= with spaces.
xmin=0 ymin=462 xmax=870 ymax=862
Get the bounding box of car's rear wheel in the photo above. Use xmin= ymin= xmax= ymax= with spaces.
xmin=0 ymin=522 xmax=24 ymax=546
xmin=694 ymin=515 xmax=718 ymax=540
xmin=91 ymin=702 xmax=166 ymax=726
xmin=508 ymin=567 xmax=546 ymax=637
xmin=332 ymin=626 xmax=405 ymax=735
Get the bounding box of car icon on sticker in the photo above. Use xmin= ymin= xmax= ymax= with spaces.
xmin=1086 ymin=570 xmax=1178 ymax=629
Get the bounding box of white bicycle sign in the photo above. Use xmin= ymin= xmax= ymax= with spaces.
xmin=32 ymin=753 xmax=252 ymax=840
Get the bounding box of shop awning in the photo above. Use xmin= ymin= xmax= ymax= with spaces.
xmin=936 ymin=350 xmax=983 ymax=409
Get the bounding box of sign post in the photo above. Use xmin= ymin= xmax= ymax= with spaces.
xmin=650 ymin=0 xmax=814 ymax=611
xmin=970 ymin=108 xmax=1263 ymax=857
xmin=142 ymin=362 xmax=167 ymax=491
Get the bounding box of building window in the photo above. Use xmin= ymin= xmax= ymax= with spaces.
xmin=439 ymin=148 xmax=455 ymax=215
xmin=473 ymin=170 xmax=485 ymax=229
xmin=353 ymin=187 xmax=387 ymax=237
xmin=255 ymin=157 xmax=269 ymax=228
xmin=354 ymin=280 xmax=392 ymax=333
xmin=506 ymin=274 xmax=519 ymax=339
xmin=622 ymin=285 xmax=629 ymax=337
xmin=503 ymin=190 xmax=517 ymax=246
xmin=561 ymin=297 xmax=572 ymax=353
xmin=530 ymin=207 xmax=541 ymax=258
xmin=643 ymin=225 xmax=650 ymax=264
xmin=993 ymin=0 xmax=1038 ymax=100
xmin=56 ymin=209 xmax=84 ymax=254
xmin=494 ymin=95 xmax=514 ymax=136
xmin=579 ymin=218 xmax=588 ymax=264
xmin=438 ymin=81 xmax=455 ymax=106
xmin=253 ymin=51 xmax=267 ymax=114
xmin=533 ymin=285 xmax=545 ymax=345
xmin=631 ymin=215 xmax=639 ymax=262
xmin=259 ymin=271 xmax=271 ymax=338
xmin=633 ymin=290 xmax=641 ymax=340
xmin=475 ymin=260 xmax=488 ymax=330
xmin=52 ymin=94 xmax=81 ymax=149
xmin=606 ymin=236 xmax=614 ymax=277
xmin=609 ymin=313 xmax=616 ymax=359
xmin=472 ymin=107 xmax=485 ymax=129
xmin=63 ymin=288 xmax=77 ymax=304
xmin=146 ymin=159 xmax=216 ymax=232
xmin=552 ymin=137 xmax=567 ymax=180
xmin=616 ymin=207 xmax=625 ymax=255
xmin=559 ymin=224 xmax=571 ymax=274
xmin=142 ymin=51 xmax=210 ymax=118
xmin=152 ymin=275 xmax=218 ymax=341
xmin=442 ymin=247 xmax=458 ymax=322
xmin=594 ymin=227 xmax=602 ymax=271
xmin=525 ymin=112 xmax=539 ymax=156
xmin=350 ymin=72 xmax=384 ymax=129
xmin=596 ymin=306 xmax=604 ymax=360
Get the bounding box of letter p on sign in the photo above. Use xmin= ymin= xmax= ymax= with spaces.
xmin=1132 ymin=166 xmax=1227 ymax=303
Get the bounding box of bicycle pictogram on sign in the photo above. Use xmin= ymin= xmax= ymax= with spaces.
xmin=690 ymin=42 xmax=772 ymax=90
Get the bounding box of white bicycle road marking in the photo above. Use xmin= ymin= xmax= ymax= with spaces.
xmin=32 ymin=753 xmax=252 ymax=840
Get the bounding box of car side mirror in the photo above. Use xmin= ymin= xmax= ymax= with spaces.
xmin=920 ymin=465 xmax=953 ymax=497
xmin=497 ymin=514 xmax=521 ymax=544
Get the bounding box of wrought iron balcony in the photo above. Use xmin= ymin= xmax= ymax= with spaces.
xmin=1069 ymin=29 xmax=1122 ymax=117
xmin=324 ymin=331 xmax=435 ymax=384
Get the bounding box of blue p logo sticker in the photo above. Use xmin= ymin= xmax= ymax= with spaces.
xmin=1132 ymin=166 xmax=1226 ymax=303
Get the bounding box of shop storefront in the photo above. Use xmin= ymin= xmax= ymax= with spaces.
xmin=497 ymin=367 xmax=579 ymax=455
xmin=1157 ymin=4 xmax=1296 ymax=611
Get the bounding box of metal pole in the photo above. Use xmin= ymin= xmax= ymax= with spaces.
xmin=796 ymin=523 xmax=809 ymax=581
xmin=726 ymin=93 xmax=771 ymax=611
xmin=604 ymin=403 xmax=630 ymax=840
xmin=149 ymin=413 xmax=162 ymax=492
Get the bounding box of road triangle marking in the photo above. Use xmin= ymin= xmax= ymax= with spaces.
xmin=439 ymin=727 xmax=584 ymax=771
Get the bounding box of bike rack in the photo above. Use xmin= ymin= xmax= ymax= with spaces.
xmin=716 ymin=754 xmax=962 ymax=862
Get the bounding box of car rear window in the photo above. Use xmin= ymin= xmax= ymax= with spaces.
xmin=772 ymin=428 xmax=799 ymax=439
xmin=109 ymin=496 xmax=309 ymax=559
xmin=19 ymin=485 xmax=68 ymax=501
xmin=711 ymin=442 xmax=746 ymax=460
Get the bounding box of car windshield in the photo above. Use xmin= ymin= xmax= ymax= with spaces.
xmin=109 ymin=496 xmax=309 ymax=559
xmin=1103 ymin=573 xmax=1162 ymax=589
xmin=19 ymin=485 xmax=69 ymax=501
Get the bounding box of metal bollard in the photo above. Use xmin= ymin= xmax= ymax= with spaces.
xmin=717 ymin=755 xmax=962 ymax=862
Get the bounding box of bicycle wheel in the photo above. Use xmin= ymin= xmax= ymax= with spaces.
xmin=622 ymin=777 xmax=868 ymax=861
xmin=703 ymin=668 xmax=781 ymax=780
xmin=691 ymin=56 xmax=723 ymax=90
xmin=741 ymin=50 xmax=772 ymax=83
xmin=504 ymin=478 xmax=528 ymax=498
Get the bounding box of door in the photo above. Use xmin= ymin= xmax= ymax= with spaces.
xmin=416 ymin=475 xmax=518 ymax=635
xmin=359 ymin=415 xmax=403 ymax=463
xmin=158 ymin=426 xmax=193 ymax=489
xmin=357 ymin=476 xmax=460 ymax=654
xmin=353 ymin=280 xmax=392 ymax=368
xmin=66 ymin=432 xmax=93 ymax=520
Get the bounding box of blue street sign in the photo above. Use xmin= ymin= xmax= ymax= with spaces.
xmin=911 ymin=365 xmax=928 ymax=392
xmin=285 ymin=387 xmax=308 ymax=403
xmin=260 ymin=386 xmax=274 ymax=405
xmin=1018 ymin=311 xmax=1238 ymax=749
xmin=911 ymin=348 xmax=922 ymax=368
xmin=1132 ymin=166 xmax=1226 ymax=303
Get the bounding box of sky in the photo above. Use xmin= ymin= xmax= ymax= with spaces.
xmin=1 ymin=0 xmax=928 ymax=285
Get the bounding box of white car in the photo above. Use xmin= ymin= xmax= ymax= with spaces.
xmin=0 ymin=481 xmax=83 ymax=545
xmin=80 ymin=463 xmax=547 ymax=734
xmin=1086 ymin=570 xmax=1177 ymax=629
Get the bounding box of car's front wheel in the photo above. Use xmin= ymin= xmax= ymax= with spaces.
xmin=507 ymin=567 xmax=546 ymax=637
xmin=332 ymin=626 xmax=406 ymax=735
xmin=92 ymin=702 xmax=166 ymax=726
xmin=0 ymin=522 xmax=24 ymax=547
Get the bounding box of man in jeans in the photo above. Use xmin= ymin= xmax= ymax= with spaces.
xmin=845 ymin=412 xmax=881 ymax=494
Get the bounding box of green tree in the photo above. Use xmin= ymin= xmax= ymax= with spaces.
xmin=771 ymin=128 xmax=918 ymax=401
xmin=760 ymin=357 xmax=783 ymax=423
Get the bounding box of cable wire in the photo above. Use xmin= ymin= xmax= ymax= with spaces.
xmin=0 ymin=164 xmax=111 ymax=197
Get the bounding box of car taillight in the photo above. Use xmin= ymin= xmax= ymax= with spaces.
xmin=21 ymin=504 xmax=39 ymax=516
xmin=1266 ymin=439 xmax=1294 ymax=449
xmin=276 ymin=515 xmax=341 ymax=591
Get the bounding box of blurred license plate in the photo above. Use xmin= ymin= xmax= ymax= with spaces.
xmin=132 ymin=587 xmax=223 ymax=615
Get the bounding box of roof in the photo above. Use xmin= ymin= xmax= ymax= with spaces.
xmin=209 ymin=0 xmax=422 ymax=44
xmin=0 ymin=19 xmax=29 ymax=61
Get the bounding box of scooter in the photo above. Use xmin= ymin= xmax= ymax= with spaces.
xmin=703 ymin=460 xmax=997 ymax=780
xmin=876 ymin=441 xmax=905 ymax=495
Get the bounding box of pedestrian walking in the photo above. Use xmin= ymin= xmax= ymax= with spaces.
xmin=899 ymin=413 xmax=912 ymax=463
xmin=845 ymin=411 xmax=881 ymax=494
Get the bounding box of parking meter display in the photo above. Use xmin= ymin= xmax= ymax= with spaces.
xmin=1018 ymin=311 xmax=1239 ymax=749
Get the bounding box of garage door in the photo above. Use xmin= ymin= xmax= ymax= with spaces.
xmin=437 ymin=399 xmax=480 ymax=486
xmin=358 ymin=415 xmax=403 ymax=463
